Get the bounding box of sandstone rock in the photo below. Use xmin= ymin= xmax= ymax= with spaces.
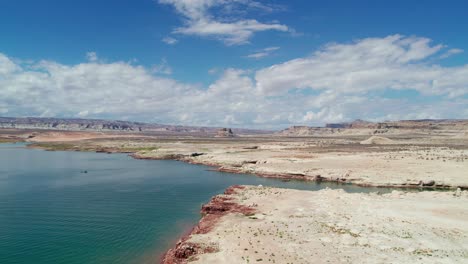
xmin=215 ymin=128 xmax=235 ymax=137
xmin=422 ymin=180 xmax=436 ymax=186
xmin=174 ymin=243 xmax=198 ymax=259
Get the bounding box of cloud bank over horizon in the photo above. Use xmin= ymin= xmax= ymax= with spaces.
xmin=0 ymin=35 xmax=467 ymax=129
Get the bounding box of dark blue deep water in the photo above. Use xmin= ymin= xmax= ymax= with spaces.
xmin=0 ymin=143 xmax=387 ymax=263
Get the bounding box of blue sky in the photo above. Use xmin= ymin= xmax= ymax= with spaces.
xmin=0 ymin=0 xmax=467 ymax=128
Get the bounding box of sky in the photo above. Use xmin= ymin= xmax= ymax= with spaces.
xmin=0 ymin=0 xmax=467 ymax=129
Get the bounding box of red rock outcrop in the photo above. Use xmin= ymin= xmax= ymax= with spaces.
xmin=161 ymin=185 xmax=256 ymax=264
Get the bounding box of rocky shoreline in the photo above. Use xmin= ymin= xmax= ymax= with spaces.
xmin=161 ymin=186 xmax=256 ymax=264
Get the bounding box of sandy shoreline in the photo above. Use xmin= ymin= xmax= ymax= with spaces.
xmin=164 ymin=185 xmax=468 ymax=264
xmin=1 ymin=126 xmax=465 ymax=190
xmin=23 ymin=141 xmax=467 ymax=190
xmin=18 ymin=133 xmax=467 ymax=190
xmin=121 ymin=141 xmax=468 ymax=190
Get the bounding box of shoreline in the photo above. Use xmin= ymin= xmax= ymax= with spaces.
xmin=161 ymin=185 xmax=256 ymax=264
xmin=132 ymin=152 xmax=468 ymax=190
xmin=3 ymin=125 xmax=464 ymax=192
xmin=21 ymin=142 xmax=467 ymax=190
xmin=164 ymin=185 xmax=468 ymax=264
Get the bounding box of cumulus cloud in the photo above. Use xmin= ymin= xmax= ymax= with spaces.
xmin=256 ymin=35 xmax=467 ymax=98
xmin=0 ymin=55 xmax=193 ymax=120
xmin=0 ymin=35 xmax=467 ymax=128
xmin=0 ymin=53 xmax=20 ymax=75
xmin=246 ymin=46 xmax=280 ymax=59
xmin=159 ymin=0 xmax=288 ymax=45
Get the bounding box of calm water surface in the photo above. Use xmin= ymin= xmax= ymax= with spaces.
xmin=0 ymin=143 xmax=389 ymax=264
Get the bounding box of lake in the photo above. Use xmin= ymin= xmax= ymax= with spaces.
xmin=0 ymin=143 xmax=388 ymax=263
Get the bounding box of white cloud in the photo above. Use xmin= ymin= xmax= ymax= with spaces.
xmin=264 ymin=47 xmax=280 ymax=52
xmin=256 ymin=35 xmax=467 ymax=98
xmin=86 ymin=52 xmax=98 ymax=62
xmin=0 ymin=35 xmax=467 ymax=129
xmin=246 ymin=46 xmax=280 ymax=59
xmin=208 ymin=67 xmax=219 ymax=74
xmin=0 ymin=55 xmax=192 ymax=121
xmin=162 ymin=36 xmax=178 ymax=45
xmin=77 ymin=110 xmax=89 ymax=117
xmin=0 ymin=53 xmax=20 ymax=75
xmin=159 ymin=0 xmax=288 ymax=45
xmin=440 ymin=48 xmax=463 ymax=59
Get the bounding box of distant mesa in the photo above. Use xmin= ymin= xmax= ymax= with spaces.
xmin=278 ymin=119 xmax=468 ymax=137
xmin=1 ymin=116 xmax=467 ymax=137
xmin=215 ymin=128 xmax=235 ymax=138
xmin=326 ymin=119 xmax=375 ymax=129
xmin=0 ymin=116 xmax=267 ymax=136
xmin=278 ymin=126 xmax=326 ymax=136
xmin=326 ymin=119 xmax=468 ymax=130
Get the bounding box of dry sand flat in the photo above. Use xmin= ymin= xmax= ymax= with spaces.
xmin=360 ymin=135 xmax=395 ymax=145
xmin=169 ymin=186 xmax=468 ymax=264
xmin=132 ymin=140 xmax=468 ymax=189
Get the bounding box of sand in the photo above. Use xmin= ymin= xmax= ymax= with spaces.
xmin=132 ymin=140 xmax=468 ymax=189
xmin=167 ymin=186 xmax=468 ymax=264
xmin=360 ymin=135 xmax=395 ymax=145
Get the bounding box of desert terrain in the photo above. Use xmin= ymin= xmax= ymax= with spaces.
xmin=1 ymin=118 xmax=468 ymax=263
xmin=164 ymin=185 xmax=468 ymax=264
xmin=2 ymin=119 xmax=465 ymax=189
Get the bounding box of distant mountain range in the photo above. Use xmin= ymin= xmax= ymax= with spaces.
xmin=0 ymin=117 xmax=270 ymax=135
xmin=325 ymin=119 xmax=468 ymax=129
xmin=279 ymin=119 xmax=468 ymax=136
xmin=2 ymin=117 xmax=467 ymax=136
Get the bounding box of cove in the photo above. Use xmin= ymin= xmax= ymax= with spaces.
xmin=0 ymin=143 xmax=392 ymax=264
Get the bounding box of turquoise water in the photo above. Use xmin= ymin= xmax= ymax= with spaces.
xmin=0 ymin=143 xmax=389 ymax=264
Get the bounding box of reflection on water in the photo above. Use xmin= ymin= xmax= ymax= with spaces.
xmin=0 ymin=143 xmax=395 ymax=264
